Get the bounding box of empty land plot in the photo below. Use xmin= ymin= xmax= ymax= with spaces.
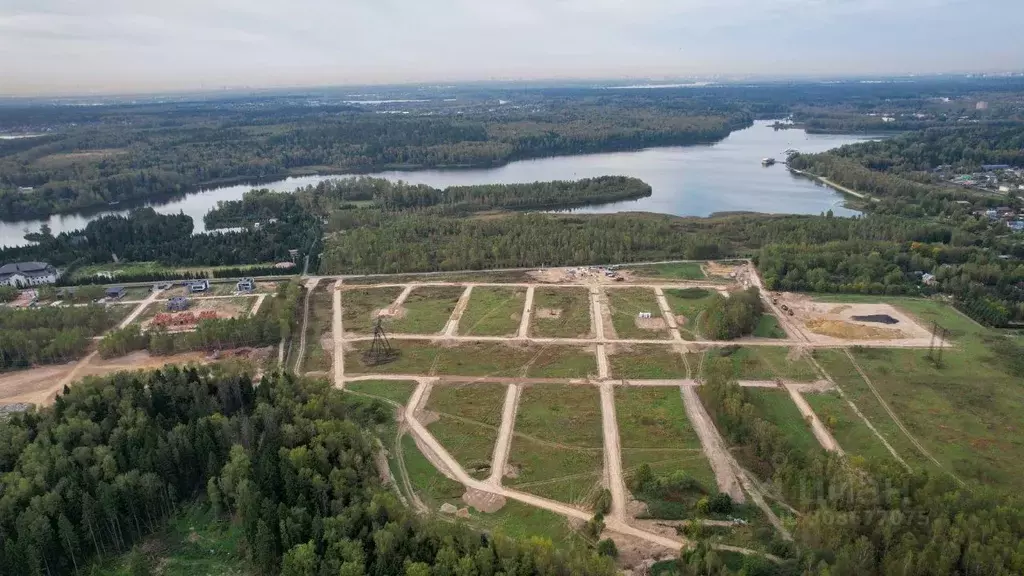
xmin=507 ymin=385 xmax=604 ymax=506
xmin=847 ymin=346 xmax=1024 ymax=490
xmin=745 ymin=388 xmax=821 ymax=456
xmin=608 ymin=345 xmax=688 ymax=379
xmin=401 ymin=434 xmax=465 ymax=510
xmin=302 ymin=285 xmax=334 ymax=373
xmin=345 ymin=380 xmax=419 ymax=405
xmin=629 ymin=262 xmax=706 ymax=280
xmin=662 ymin=288 xmax=717 ymax=340
xmin=607 ymin=287 xmax=671 ymax=340
xmin=466 ymin=500 xmax=582 ymax=548
xmin=703 ymin=347 xmax=819 ymax=381
xmin=105 ymin=304 xmax=138 ymax=325
xmin=813 ymin=349 xmax=935 ymax=472
xmin=458 ymin=286 xmax=526 ymax=336
xmin=530 ymin=287 xmax=593 ymax=339
xmin=426 ymin=383 xmax=507 ymax=479
xmin=803 ymin=391 xmax=894 ymax=463
xmin=616 ymin=387 xmax=716 ymax=488
xmin=342 ymin=287 xmax=404 ymax=334
xmin=387 ymin=286 xmax=465 ymax=334
xmin=344 ymin=341 xmax=596 ymax=378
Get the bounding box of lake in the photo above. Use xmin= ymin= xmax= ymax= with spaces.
xmin=0 ymin=121 xmax=875 ymax=248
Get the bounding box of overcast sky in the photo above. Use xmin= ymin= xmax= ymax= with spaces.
xmin=1 ymin=0 xmax=1023 ymax=96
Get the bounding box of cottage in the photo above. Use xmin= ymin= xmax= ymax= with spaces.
xmin=0 ymin=261 xmax=58 ymax=287
xmin=105 ymin=286 xmax=127 ymax=299
xmin=187 ymin=279 xmax=210 ymax=293
xmin=167 ymin=296 xmax=190 ymax=311
xmin=236 ymin=277 xmax=256 ymax=293
xmin=922 ymin=273 xmax=937 ymax=286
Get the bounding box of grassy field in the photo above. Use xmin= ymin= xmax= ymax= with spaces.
xmin=345 ymin=380 xmax=419 ymax=405
xmin=507 ymin=385 xmax=604 ymax=506
xmin=94 ymin=503 xmax=249 ymax=576
xmin=812 ymin=349 xmax=937 ymax=473
xmin=703 ymin=346 xmax=819 ymax=381
xmin=466 ymin=500 xmax=582 ymax=548
xmin=402 ymin=434 xmax=466 ymax=509
xmin=803 ymin=391 xmax=895 ymax=463
xmin=301 ymin=284 xmax=334 ymax=373
xmin=745 ymin=388 xmax=821 ymax=456
xmin=427 ymin=383 xmax=507 ymax=479
xmin=341 ymin=287 xmax=403 ymax=333
xmin=616 ymin=387 xmax=716 ymax=489
xmin=608 ymin=345 xmax=689 ymax=379
xmin=530 ymin=287 xmax=593 ymax=338
xmin=387 ymin=286 xmax=466 ymax=334
xmin=344 ymin=341 xmax=596 ymax=378
xmin=753 ymin=314 xmax=787 ymax=339
xmin=606 ymin=287 xmax=671 ymax=340
xmin=629 ymin=262 xmax=706 ymax=280
xmin=458 ymin=286 xmax=526 ymax=336
xmin=662 ymin=288 xmax=717 ymax=340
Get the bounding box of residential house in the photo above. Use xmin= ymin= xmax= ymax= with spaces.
xmin=236 ymin=277 xmax=256 ymax=293
xmin=105 ymin=286 xmax=127 ymax=299
xmin=167 ymin=296 xmax=190 ymax=311
xmin=187 ymin=279 xmax=210 ymax=294
xmin=0 ymin=262 xmax=58 ymax=287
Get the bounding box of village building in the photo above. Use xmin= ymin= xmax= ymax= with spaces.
xmin=0 ymin=262 xmax=58 ymax=287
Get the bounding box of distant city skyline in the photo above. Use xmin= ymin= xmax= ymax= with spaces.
xmin=2 ymin=0 xmax=1023 ymax=97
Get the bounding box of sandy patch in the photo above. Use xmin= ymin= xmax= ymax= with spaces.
xmin=704 ymin=261 xmax=741 ymax=278
xmin=320 ymin=332 xmax=333 ymax=351
xmin=536 ymin=308 xmax=562 ymax=319
xmin=634 ymin=317 xmax=667 ymax=331
xmin=375 ymin=306 xmax=407 ymax=319
xmin=462 ymin=488 xmax=506 ymax=513
xmin=806 ymin=318 xmax=902 ymax=340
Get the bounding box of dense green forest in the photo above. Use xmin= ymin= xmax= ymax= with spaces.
xmin=0 ymin=369 xmax=618 ymax=576
xmin=98 ymin=281 xmax=303 ymax=358
xmin=0 ymin=305 xmax=117 ymax=370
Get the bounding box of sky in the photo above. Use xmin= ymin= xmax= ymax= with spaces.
xmin=1 ymin=0 xmax=1023 ymax=96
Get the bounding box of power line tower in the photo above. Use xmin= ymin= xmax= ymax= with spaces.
xmin=364 ymin=317 xmax=398 ymax=366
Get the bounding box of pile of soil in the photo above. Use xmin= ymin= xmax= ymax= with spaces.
xmin=851 ymin=314 xmax=899 ymax=325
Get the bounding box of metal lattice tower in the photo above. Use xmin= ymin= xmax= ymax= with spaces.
xmin=364 ymin=317 xmax=397 ymax=365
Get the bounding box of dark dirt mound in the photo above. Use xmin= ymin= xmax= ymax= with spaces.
xmin=851 ymin=314 xmax=899 ymax=325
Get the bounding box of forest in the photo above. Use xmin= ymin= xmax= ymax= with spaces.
xmin=0 ymin=305 xmax=117 ymax=370
xmin=0 ymin=368 xmax=618 ymax=576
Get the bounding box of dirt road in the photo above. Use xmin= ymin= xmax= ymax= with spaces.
xmin=332 ymin=280 xmax=345 ymax=386
xmin=678 ymin=386 xmax=746 ymax=503
xmin=654 ymin=287 xmax=682 ymax=341
xmin=517 ymin=286 xmax=534 ymax=338
xmin=387 ymin=285 xmax=415 ymax=313
xmin=293 ymin=278 xmax=320 ymax=374
xmin=487 ymin=384 xmax=521 ymax=485
xmin=782 ymin=381 xmax=843 ymax=453
xmin=443 ymin=286 xmax=474 ymax=337
xmin=599 ymin=382 xmax=629 ymax=520
xmin=249 ymin=293 xmax=268 ymax=316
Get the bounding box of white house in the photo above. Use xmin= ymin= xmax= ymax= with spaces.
xmin=0 ymin=262 xmax=58 ymax=287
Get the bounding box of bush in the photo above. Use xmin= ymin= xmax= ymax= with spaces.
xmin=597 ymin=538 xmax=618 ymax=558
xmin=709 ymin=492 xmax=733 ymax=514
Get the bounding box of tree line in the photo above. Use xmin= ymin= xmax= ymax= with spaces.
xmin=0 ymin=305 xmax=116 ymax=370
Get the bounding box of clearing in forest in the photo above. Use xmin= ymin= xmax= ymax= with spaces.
xmin=607 ymin=345 xmax=688 ymax=379
xmin=615 ymin=387 xmax=717 ymax=519
xmin=530 ymin=287 xmax=593 ymax=338
xmin=506 ymin=385 xmax=604 ymax=506
xmin=342 ymin=287 xmax=404 ymax=334
xmin=302 ymin=284 xmax=335 ymax=373
xmin=458 ymin=286 xmax=526 ymax=336
xmin=386 ymin=286 xmax=466 ymax=334
xmin=426 ymin=383 xmax=507 ymax=479
xmin=607 ymin=287 xmax=672 ymax=340
xmin=662 ymin=288 xmax=717 ymax=340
